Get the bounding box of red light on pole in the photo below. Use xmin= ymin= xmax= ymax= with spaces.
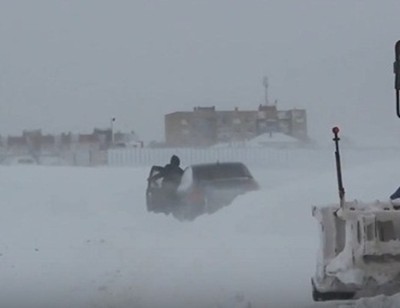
xmin=332 ymin=126 xmax=340 ymax=134
xmin=331 ymin=126 xmax=344 ymax=208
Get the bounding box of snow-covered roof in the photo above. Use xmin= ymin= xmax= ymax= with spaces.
xmin=246 ymin=132 xmax=301 ymax=148
xmin=250 ymin=132 xmax=299 ymax=143
xmin=212 ymin=132 xmax=301 ymax=148
xmin=212 ymin=141 xmax=247 ymax=148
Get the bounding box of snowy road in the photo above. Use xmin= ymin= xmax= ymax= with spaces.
xmin=0 ymin=150 xmax=397 ymax=307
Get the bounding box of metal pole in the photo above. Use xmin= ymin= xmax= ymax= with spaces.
xmin=394 ymin=40 xmax=400 ymax=117
xmin=111 ymin=117 xmax=116 ymax=146
xmin=332 ymin=127 xmax=345 ymax=208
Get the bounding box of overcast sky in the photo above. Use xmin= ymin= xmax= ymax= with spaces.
xmin=0 ymin=0 xmax=400 ymax=143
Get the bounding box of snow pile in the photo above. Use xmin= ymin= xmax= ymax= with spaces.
xmin=319 ymin=200 xmax=400 ymax=287
xmin=212 ymin=132 xmax=302 ymax=148
xmin=326 ymin=248 xmax=366 ymax=286
xmin=247 ymin=132 xmax=301 ymax=148
xmin=354 ymin=293 xmax=400 ymax=307
xmin=0 ymin=165 xmax=318 ymax=308
xmin=0 ymin=149 xmax=398 ymax=307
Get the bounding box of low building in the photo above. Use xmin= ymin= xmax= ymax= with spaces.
xmin=2 ymin=128 xmax=142 ymax=166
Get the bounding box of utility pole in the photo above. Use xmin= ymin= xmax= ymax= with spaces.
xmin=332 ymin=126 xmax=345 ymax=209
xmin=263 ymin=76 xmax=269 ymax=105
xmin=394 ymin=40 xmax=400 ymax=117
xmin=111 ymin=117 xmax=116 ymax=146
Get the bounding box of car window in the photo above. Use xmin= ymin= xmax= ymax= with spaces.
xmin=194 ymin=163 xmax=252 ymax=181
xmin=178 ymin=167 xmax=193 ymax=192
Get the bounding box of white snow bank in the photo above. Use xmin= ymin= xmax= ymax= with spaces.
xmin=247 ymin=132 xmax=302 ymax=148
xmin=0 ymin=149 xmax=398 ymax=307
xmin=249 ymin=132 xmax=300 ymax=144
xmin=212 ymin=132 xmax=302 ymax=148
xmin=354 ymin=293 xmax=400 ymax=307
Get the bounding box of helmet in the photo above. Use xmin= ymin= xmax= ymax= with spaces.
xmin=170 ymin=155 xmax=180 ymax=166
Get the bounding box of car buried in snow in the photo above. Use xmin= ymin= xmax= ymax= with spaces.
xmin=146 ymin=161 xmax=259 ymax=221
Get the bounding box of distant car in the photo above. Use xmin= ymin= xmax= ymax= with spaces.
xmin=146 ymin=162 xmax=259 ymax=221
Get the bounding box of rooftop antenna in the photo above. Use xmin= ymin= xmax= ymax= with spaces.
xmin=263 ymin=76 xmax=270 ymax=105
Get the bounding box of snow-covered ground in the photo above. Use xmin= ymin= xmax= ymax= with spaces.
xmin=0 ymin=148 xmax=399 ymax=308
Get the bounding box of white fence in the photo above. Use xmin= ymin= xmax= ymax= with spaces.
xmin=107 ymin=147 xmax=295 ymax=167
xmin=107 ymin=146 xmax=400 ymax=169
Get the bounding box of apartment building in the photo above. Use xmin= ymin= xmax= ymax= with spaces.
xmin=165 ymin=104 xmax=307 ymax=147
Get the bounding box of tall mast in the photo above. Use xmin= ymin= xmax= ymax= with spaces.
xmin=263 ymin=76 xmax=270 ymax=106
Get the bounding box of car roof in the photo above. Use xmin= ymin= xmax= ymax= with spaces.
xmin=189 ymin=162 xmax=247 ymax=169
xmin=188 ymin=162 xmax=252 ymax=180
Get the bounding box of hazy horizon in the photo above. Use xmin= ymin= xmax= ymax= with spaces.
xmin=1 ymin=0 xmax=400 ymax=144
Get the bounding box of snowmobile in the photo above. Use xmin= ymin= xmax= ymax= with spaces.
xmin=311 ymin=127 xmax=400 ymax=301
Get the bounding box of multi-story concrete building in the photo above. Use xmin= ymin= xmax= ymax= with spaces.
xmin=165 ymin=104 xmax=307 ymax=147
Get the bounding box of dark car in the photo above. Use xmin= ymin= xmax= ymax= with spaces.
xmin=146 ymin=162 xmax=259 ymax=221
